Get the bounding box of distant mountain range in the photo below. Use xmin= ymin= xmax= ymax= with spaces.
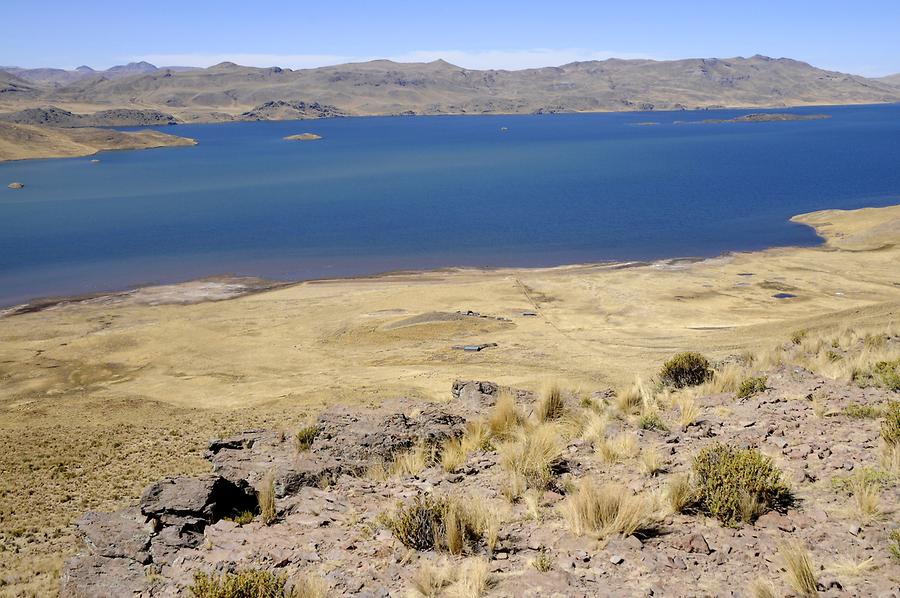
xmin=0 ymin=62 xmax=198 ymax=85
xmin=1 ymin=56 xmax=899 ymax=126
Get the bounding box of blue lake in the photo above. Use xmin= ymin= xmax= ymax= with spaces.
xmin=1 ymin=104 xmax=899 ymax=307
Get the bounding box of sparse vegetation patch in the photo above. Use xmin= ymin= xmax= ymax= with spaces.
xmin=693 ymin=443 xmax=790 ymax=526
xmin=736 ymin=376 xmax=767 ymax=399
xmin=189 ymin=569 xmax=291 ymax=598
xmin=659 ymin=352 xmax=712 ymax=388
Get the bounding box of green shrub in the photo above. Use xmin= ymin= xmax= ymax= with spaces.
xmin=890 ymin=529 xmax=900 ymax=561
xmin=385 ymin=494 xmax=488 ymax=553
xmin=638 ymin=412 xmax=668 ymax=432
xmin=387 ymin=495 xmax=448 ymax=550
xmin=844 ymin=404 xmax=882 ymax=419
xmin=295 ymin=426 xmax=319 ymax=452
xmin=189 ymin=569 xmax=290 ymax=598
xmin=854 ymin=359 xmax=900 ymax=391
xmin=226 ymin=510 xmax=254 ymax=525
xmin=658 ymin=352 xmax=712 ymax=388
xmin=693 ymin=443 xmax=791 ymax=526
xmin=882 ymin=401 xmax=900 ymax=447
xmin=790 ymin=330 xmax=807 ymax=345
xmin=736 ymin=377 xmax=767 ymax=399
xmin=874 ymin=360 xmax=900 ymax=391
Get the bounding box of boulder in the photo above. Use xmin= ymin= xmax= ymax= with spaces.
xmin=59 ymin=555 xmax=150 ymax=598
xmin=140 ymin=474 xmax=256 ymax=525
xmin=314 ymin=404 xmax=466 ymax=465
xmin=73 ymin=507 xmax=151 ymax=563
xmin=452 ymin=379 xmax=500 ymax=404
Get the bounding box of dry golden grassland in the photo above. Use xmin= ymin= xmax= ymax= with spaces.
xmin=0 ymin=204 xmax=899 ymax=595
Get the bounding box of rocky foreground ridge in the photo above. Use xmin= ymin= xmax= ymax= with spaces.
xmin=59 ymin=349 xmax=900 ymax=597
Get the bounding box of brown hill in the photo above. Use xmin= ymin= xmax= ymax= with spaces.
xmin=877 ymin=73 xmax=900 ymax=87
xmin=3 ymin=55 xmax=899 ymax=123
xmin=0 ymin=121 xmax=196 ymax=161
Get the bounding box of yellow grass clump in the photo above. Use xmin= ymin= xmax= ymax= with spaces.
xmin=410 ymin=558 xmax=454 ymax=597
xmin=447 ymin=558 xmax=492 ymax=598
xmin=488 ymin=390 xmax=523 ymax=439
xmin=664 ymin=473 xmax=695 ymax=514
xmin=595 ymin=432 xmax=637 ymax=464
xmin=536 ymin=384 xmax=566 ymax=422
xmin=257 ymin=470 xmax=276 ymax=526
xmin=499 ymin=424 xmax=563 ymax=490
xmin=779 ymin=541 xmax=819 ymax=597
xmin=748 ymin=577 xmax=777 ymax=598
xmin=558 ymin=482 xmax=657 ymax=538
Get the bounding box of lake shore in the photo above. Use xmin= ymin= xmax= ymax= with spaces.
xmin=1 ymin=203 xmax=899 ymax=593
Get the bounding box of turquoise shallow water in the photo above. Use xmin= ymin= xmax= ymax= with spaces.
xmin=1 ymin=104 xmax=899 ymax=307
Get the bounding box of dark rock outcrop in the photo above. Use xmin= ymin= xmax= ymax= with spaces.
xmin=207 ymin=403 xmax=467 ymax=497
xmin=239 ymin=100 xmax=348 ymax=120
xmin=61 ymin=475 xmax=255 ymax=596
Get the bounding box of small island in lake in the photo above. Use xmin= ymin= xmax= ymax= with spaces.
xmin=699 ymin=113 xmax=831 ymax=124
xmin=283 ymin=133 xmax=323 ymax=141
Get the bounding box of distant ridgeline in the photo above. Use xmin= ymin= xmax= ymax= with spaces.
xmin=1 ymin=55 xmax=899 ymax=124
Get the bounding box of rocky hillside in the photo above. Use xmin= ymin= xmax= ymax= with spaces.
xmin=3 ymin=55 xmax=900 ymax=123
xmin=0 ymin=106 xmax=179 ymax=127
xmin=60 ymin=336 xmax=900 ymax=597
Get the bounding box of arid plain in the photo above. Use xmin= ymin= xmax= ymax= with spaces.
xmin=0 ymin=204 xmax=898 ymax=594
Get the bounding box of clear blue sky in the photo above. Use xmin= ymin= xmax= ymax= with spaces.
xmin=3 ymin=0 xmax=899 ymax=76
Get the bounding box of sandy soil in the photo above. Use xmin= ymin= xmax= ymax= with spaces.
xmin=0 ymin=204 xmax=898 ymax=595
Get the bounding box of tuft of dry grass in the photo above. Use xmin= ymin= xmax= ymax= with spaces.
xmin=393 ymin=444 xmax=434 ymax=478
xmin=581 ymin=411 xmax=610 ymax=444
xmin=440 ymin=438 xmax=468 ymax=473
xmin=447 ymin=558 xmax=492 ymax=598
xmin=595 ymin=432 xmax=637 ymax=464
xmin=499 ymin=424 xmax=563 ymax=490
xmin=748 ymin=577 xmax=778 ymax=598
xmin=850 ymin=479 xmax=882 ymax=524
xmin=292 ymin=574 xmax=329 ymax=598
xmin=664 ymin=473 xmax=695 ymax=514
xmin=441 ymin=420 xmax=493 ymax=473
xmin=409 ymin=558 xmax=454 ymax=597
xmin=827 ymin=557 xmax=877 ymax=578
xmin=536 ymin=384 xmax=565 ymax=422
xmin=674 ymin=395 xmax=700 ymax=428
xmin=710 ymin=362 xmax=746 ymax=394
xmin=640 ymin=447 xmax=665 ymax=477
xmin=501 ymin=473 xmax=526 ymax=503
xmin=881 ymin=444 xmax=900 ymax=473
xmin=488 ymin=390 xmax=523 ymax=439
xmin=558 ymin=482 xmax=657 ymax=538
xmin=810 ymin=393 xmax=828 ymax=419
xmin=368 ymin=444 xmax=434 ymax=480
xmin=779 ymin=541 xmax=819 ymax=597
xmin=523 ymin=489 xmax=542 ymax=521
xmin=257 ymin=470 xmax=276 ymax=525
xmin=615 ymin=376 xmax=655 ymax=416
